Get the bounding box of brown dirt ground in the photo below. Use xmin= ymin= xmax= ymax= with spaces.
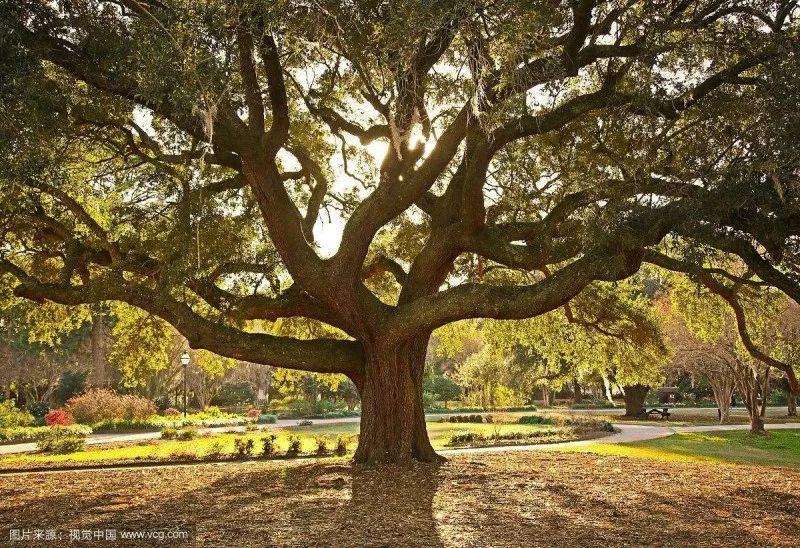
xmin=0 ymin=451 xmax=798 ymax=547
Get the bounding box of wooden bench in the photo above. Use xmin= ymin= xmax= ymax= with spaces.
xmin=644 ymin=407 xmax=671 ymax=419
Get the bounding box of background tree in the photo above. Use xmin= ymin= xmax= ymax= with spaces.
xmin=668 ymin=270 xmax=788 ymax=432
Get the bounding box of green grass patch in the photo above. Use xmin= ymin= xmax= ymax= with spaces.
xmin=556 ymin=430 xmax=800 ymax=468
xmin=281 ymin=420 xmax=554 ymax=448
xmin=0 ymin=431 xmax=344 ymax=467
xmin=0 ymin=420 xmax=558 ymax=468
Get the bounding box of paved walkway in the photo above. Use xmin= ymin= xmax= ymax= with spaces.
xmin=441 ymin=424 xmax=675 ymax=456
xmin=444 ymin=421 xmax=800 ymax=456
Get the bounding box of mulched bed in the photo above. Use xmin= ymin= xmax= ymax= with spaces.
xmin=0 ymin=451 xmax=797 ymax=547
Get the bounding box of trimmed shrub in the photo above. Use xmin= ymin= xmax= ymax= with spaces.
xmin=334 ymin=435 xmax=349 ymax=456
xmin=160 ymin=425 xmax=198 ymax=440
xmin=163 ymin=407 xmax=181 ymax=417
xmin=169 ymin=449 xmax=198 ymax=461
xmin=66 ymin=389 xmax=156 ymax=424
xmin=286 ymin=435 xmax=301 ymax=456
xmin=38 ymin=435 xmax=86 ymax=454
xmin=258 ymin=414 xmax=277 ymax=424
xmin=569 ymin=400 xmax=616 ymax=410
xmin=36 ymin=425 xmax=90 ymax=454
xmin=261 ymin=434 xmax=277 ymax=456
xmin=518 ymin=415 xmax=553 ymax=425
xmin=234 ymin=437 xmax=255 ymax=458
xmin=0 ymin=426 xmax=51 ymax=443
xmin=314 ymin=436 xmax=329 ymax=455
xmin=92 ymin=418 xmax=161 ymax=433
xmin=448 ymin=414 xmax=484 ymax=423
xmin=201 ymin=406 xmax=224 ymax=417
xmin=160 ymin=426 xmax=179 ymax=440
xmin=205 ymin=441 xmax=226 ymax=460
xmin=44 ymin=409 xmax=73 ymax=426
xmin=0 ymin=400 xmax=35 ymax=428
xmin=448 ymin=432 xmax=486 ymax=446
xmin=0 ymin=424 xmax=90 ymax=444
xmin=246 ymin=408 xmax=261 ymax=419
xmin=178 ymin=427 xmax=198 ymax=441
xmin=427 ymin=404 xmax=538 ymax=414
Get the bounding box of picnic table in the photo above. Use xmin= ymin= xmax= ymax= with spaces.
xmin=643 ymin=406 xmax=672 ymax=419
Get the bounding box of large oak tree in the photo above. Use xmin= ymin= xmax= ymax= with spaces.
xmin=1 ymin=0 xmax=799 ymax=463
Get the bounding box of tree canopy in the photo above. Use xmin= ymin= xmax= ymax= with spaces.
xmin=1 ymin=0 xmax=799 ymax=462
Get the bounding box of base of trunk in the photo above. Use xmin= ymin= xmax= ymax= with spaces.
xmin=353 ymin=339 xmax=444 ymax=465
xmin=622 ymin=384 xmax=649 ymax=417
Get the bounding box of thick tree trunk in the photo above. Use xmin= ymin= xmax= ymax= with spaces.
xmin=623 ymin=385 xmax=649 ymax=417
xmin=572 ymin=377 xmax=582 ymax=405
xmin=89 ymin=308 xmax=109 ymax=386
xmin=760 ymin=368 xmax=770 ymax=418
xmin=353 ymin=336 xmax=441 ymax=465
xmin=788 ymin=392 xmax=797 ymax=417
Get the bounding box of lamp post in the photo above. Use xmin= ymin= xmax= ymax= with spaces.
xmin=180 ymin=351 xmax=190 ymax=417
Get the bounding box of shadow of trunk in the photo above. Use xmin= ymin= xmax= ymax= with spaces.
xmin=343 ymin=463 xmax=445 ymax=547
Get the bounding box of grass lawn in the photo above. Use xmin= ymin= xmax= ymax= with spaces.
xmin=283 ymin=420 xmax=565 ymax=447
xmin=0 ymin=420 xmax=567 ymax=469
xmin=1 ymin=452 xmax=798 ymax=546
xmin=556 ymin=430 xmax=800 ymax=468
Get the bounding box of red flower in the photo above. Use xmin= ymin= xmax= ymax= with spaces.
xmin=45 ymin=409 xmax=73 ymax=427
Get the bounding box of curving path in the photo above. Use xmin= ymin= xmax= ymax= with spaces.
xmin=443 ymin=421 xmax=800 ymax=456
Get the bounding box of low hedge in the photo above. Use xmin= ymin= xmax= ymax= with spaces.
xmin=257 ymin=414 xmax=277 ymax=424
xmin=274 ymin=409 xmax=361 ymax=420
xmin=0 ymin=426 xmax=51 ymax=443
xmin=427 ymin=404 xmax=538 ymax=414
xmin=91 ymin=415 xmax=259 ymax=432
xmin=36 ymin=425 xmax=91 ymax=454
xmin=568 ymin=401 xmax=617 ymax=409
xmin=447 ymin=414 xmax=486 ymax=423
xmin=0 ymin=424 xmax=92 ymax=444
xmin=518 ymin=415 xmax=554 ymax=425
xmin=91 ymin=418 xmax=162 ymax=433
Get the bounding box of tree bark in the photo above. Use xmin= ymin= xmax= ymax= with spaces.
xmin=735 ymin=364 xmax=766 ymax=434
xmin=572 ymin=377 xmax=582 ymax=405
xmin=760 ymin=367 xmax=770 ymax=418
xmin=623 ymin=385 xmax=649 ymax=417
xmin=707 ymin=373 xmax=734 ymax=424
xmin=541 ymin=387 xmax=551 ymax=408
xmin=602 ymin=375 xmax=615 ymax=404
xmin=353 ymin=336 xmax=441 ymax=465
xmin=789 ymin=392 xmax=797 ymax=417
xmin=743 ymin=387 xmax=765 ymax=434
xmin=89 ymin=308 xmax=110 ymax=386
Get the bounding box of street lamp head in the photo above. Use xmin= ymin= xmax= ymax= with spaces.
xmin=180 ymin=351 xmax=190 ymax=366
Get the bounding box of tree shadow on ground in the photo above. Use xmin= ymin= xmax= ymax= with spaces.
xmin=3 ymin=453 xmax=800 ymax=546
xmin=0 ymin=460 xmax=446 ymax=546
